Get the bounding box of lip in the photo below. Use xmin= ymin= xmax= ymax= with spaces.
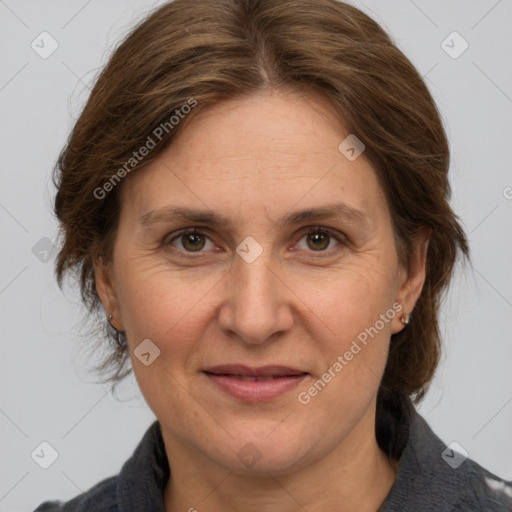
xmin=203 ymin=364 xmax=308 ymax=402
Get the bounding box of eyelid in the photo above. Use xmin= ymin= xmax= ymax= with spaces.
xmin=163 ymin=227 xmax=209 ymax=244
xmin=302 ymin=226 xmax=345 ymax=241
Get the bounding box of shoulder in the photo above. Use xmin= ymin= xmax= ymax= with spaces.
xmin=417 ymin=414 xmax=512 ymax=510
xmin=32 ymin=475 xmax=118 ymax=512
xmin=454 ymin=457 xmax=512 ymax=511
xmin=381 ymin=405 xmax=512 ymax=511
xmin=32 ymin=420 xmax=168 ymax=512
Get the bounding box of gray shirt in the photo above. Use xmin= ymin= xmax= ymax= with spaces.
xmin=34 ymin=407 xmax=512 ymax=511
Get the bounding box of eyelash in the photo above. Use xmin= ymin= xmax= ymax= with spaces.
xmin=163 ymin=226 xmax=347 ymax=258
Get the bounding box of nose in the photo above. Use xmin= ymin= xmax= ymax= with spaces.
xmin=217 ymin=250 xmax=294 ymax=346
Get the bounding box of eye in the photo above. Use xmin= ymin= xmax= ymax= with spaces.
xmin=163 ymin=226 xmax=346 ymax=257
xmin=294 ymin=226 xmax=345 ymax=253
xmin=164 ymin=228 xmax=215 ymax=253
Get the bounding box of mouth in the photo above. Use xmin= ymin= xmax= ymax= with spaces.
xmin=202 ymin=364 xmax=309 ymax=402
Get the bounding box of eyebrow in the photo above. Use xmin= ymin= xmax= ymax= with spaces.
xmin=138 ymin=202 xmax=369 ymax=229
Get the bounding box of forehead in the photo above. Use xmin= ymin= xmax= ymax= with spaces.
xmin=120 ymin=89 xmax=387 ymax=227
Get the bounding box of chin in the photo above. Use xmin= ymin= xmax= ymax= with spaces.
xmin=211 ymin=423 xmax=315 ymax=475
xmin=228 ymin=446 xmax=310 ymax=476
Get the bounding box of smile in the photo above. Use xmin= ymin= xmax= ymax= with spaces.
xmin=203 ymin=364 xmax=309 ymax=402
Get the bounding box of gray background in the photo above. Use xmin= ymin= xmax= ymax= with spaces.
xmin=1 ymin=0 xmax=511 ymax=509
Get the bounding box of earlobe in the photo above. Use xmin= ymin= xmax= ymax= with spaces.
xmin=94 ymin=257 xmax=124 ymax=332
xmin=392 ymin=228 xmax=431 ymax=334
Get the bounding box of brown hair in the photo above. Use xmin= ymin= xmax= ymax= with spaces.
xmin=54 ymin=0 xmax=468 ymax=441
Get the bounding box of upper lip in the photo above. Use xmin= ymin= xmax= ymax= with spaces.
xmin=203 ymin=364 xmax=307 ymax=377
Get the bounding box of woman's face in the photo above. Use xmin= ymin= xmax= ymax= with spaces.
xmin=97 ymin=89 xmax=425 ymax=474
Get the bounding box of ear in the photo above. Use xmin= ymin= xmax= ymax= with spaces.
xmin=94 ymin=257 xmax=124 ymax=332
xmin=391 ymin=227 xmax=431 ymax=334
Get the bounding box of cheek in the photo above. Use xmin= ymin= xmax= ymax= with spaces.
xmin=112 ymin=262 xmax=221 ymax=388
xmin=291 ymin=263 xmax=398 ymax=405
xmin=294 ymin=273 xmax=398 ymax=423
xmin=115 ymin=246 xmax=399 ymax=366
xmin=114 ymin=263 xmax=221 ymax=418
xmin=293 ymin=263 xmax=398 ymax=345
xmin=114 ymin=253 xmax=220 ymax=335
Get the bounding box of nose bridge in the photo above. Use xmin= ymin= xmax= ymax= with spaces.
xmin=236 ymin=254 xmax=275 ymax=307
xmin=218 ymin=246 xmax=292 ymax=344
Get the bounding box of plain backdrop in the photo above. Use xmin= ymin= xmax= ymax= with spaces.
xmin=1 ymin=0 xmax=511 ymax=510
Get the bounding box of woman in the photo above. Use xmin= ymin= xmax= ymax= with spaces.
xmin=34 ymin=0 xmax=512 ymax=510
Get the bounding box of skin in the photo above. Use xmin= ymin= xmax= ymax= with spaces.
xmin=96 ymin=88 xmax=429 ymax=512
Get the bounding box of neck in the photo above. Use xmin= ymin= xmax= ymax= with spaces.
xmin=163 ymin=407 xmax=398 ymax=512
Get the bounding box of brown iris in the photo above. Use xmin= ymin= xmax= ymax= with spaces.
xmin=182 ymin=233 xmax=206 ymax=252
xmin=307 ymin=231 xmax=330 ymax=251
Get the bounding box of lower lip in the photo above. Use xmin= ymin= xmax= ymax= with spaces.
xmin=204 ymin=373 xmax=308 ymax=402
